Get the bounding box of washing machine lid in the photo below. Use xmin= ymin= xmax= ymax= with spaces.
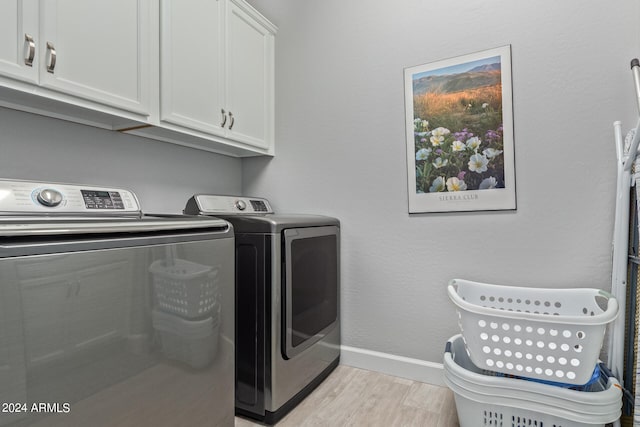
xmin=0 ymin=214 xmax=229 ymax=237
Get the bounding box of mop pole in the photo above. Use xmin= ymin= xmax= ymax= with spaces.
xmin=623 ymin=59 xmax=640 ymax=174
xmin=631 ymin=59 xmax=640 ymax=113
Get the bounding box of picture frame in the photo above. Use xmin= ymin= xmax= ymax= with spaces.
xmin=404 ymin=45 xmax=516 ymax=213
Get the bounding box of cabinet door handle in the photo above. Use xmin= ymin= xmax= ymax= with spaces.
xmin=24 ymin=34 xmax=35 ymax=67
xmin=228 ymin=112 xmax=235 ymax=130
xmin=46 ymin=42 xmax=57 ymax=73
xmin=220 ymin=109 xmax=227 ymax=128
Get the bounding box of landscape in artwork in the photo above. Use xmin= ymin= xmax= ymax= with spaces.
xmin=412 ymin=56 xmax=505 ymax=194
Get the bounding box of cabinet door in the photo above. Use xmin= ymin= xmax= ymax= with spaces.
xmin=39 ymin=0 xmax=150 ymax=115
xmin=0 ymin=0 xmax=38 ymax=84
xmin=226 ymin=0 xmax=275 ymax=150
xmin=160 ymin=0 xmax=225 ymax=135
xmin=21 ymin=275 xmax=72 ymax=365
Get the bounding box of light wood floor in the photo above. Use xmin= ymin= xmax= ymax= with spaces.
xmin=235 ymin=365 xmax=459 ymax=427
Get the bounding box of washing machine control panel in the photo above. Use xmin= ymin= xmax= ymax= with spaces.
xmin=190 ymin=195 xmax=273 ymax=215
xmin=0 ymin=179 xmax=141 ymax=215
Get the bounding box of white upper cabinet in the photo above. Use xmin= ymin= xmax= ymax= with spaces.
xmin=0 ymin=0 xmax=151 ymax=117
xmin=39 ymin=0 xmax=151 ymax=115
xmin=0 ymin=0 xmax=38 ymax=84
xmin=0 ymin=0 xmax=276 ymax=157
xmin=160 ymin=0 xmax=276 ymax=153
xmin=160 ymin=0 xmax=225 ymax=135
xmin=225 ymin=0 xmax=275 ymax=150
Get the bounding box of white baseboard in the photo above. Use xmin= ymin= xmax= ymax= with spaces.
xmin=340 ymin=345 xmax=445 ymax=387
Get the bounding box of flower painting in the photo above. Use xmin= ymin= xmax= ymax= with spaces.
xmin=404 ymin=46 xmax=516 ymax=213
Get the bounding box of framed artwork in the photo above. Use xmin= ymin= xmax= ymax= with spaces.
xmin=404 ymin=45 xmax=516 ymax=213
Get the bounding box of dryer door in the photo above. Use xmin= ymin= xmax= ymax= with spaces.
xmin=282 ymin=226 xmax=339 ymax=359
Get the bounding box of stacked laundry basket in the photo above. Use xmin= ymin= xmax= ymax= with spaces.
xmin=150 ymin=258 xmax=221 ymax=368
xmin=446 ymin=279 xmax=622 ymax=427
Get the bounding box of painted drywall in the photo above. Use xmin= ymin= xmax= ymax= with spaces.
xmin=243 ymin=0 xmax=640 ymax=366
xmin=0 ymin=107 xmax=242 ymax=212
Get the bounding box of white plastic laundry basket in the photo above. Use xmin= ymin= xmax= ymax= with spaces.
xmin=448 ymin=279 xmax=618 ymax=384
xmin=451 ymin=390 xmax=614 ymax=427
xmin=150 ymin=259 xmax=220 ymax=318
xmin=152 ymin=308 xmax=220 ymax=369
xmin=444 ymin=334 xmax=622 ymax=427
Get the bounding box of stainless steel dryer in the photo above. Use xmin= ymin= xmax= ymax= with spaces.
xmin=0 ymin=179 xmax=235 ymax=427
xmin=185 ymin=195 xmax=340 ymax=424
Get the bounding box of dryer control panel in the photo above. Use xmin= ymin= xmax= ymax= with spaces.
xmin=185 ymin=194 xmax=273 ymax=215
xmin=0 ymin=179 xmax=141 ymax=215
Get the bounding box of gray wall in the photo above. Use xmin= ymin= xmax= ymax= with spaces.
xmin=243 ymin=0 xmax=640 ymax=363
xmin=0 ymin=107 xmax=242 ymax=213
xmin=1 ymin=0 xmax=637 ymax=369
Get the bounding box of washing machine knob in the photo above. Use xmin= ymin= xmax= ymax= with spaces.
xmin=37 ymin=188 xmax=63 ymax=207
xmin=234 ymin=199 xmax=247 ymax=211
